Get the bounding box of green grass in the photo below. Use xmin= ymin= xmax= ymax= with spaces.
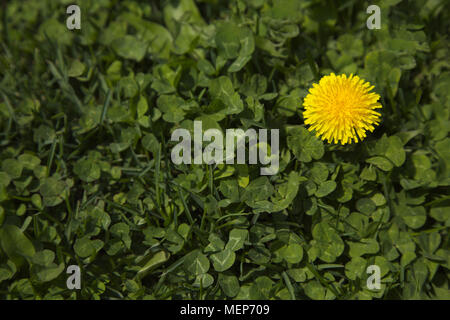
xmin=0 ymin=0 xmax=448 ymax=300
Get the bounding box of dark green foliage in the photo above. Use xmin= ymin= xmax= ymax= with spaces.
xmin=0 ymin=0 xmax=448 ymax=300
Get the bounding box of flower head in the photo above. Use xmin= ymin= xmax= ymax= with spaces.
xmin=303 ymin=73 xmax=382 ymax=145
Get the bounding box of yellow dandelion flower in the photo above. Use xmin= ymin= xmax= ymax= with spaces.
xmin=303 ymin=73 xmax=382 ymax=145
